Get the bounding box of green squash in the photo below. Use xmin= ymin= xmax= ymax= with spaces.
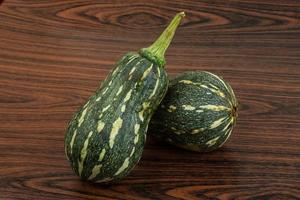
xmin=64 ymin=12 xmax=185 ymax=183
xmin=149 ymin=71 xmax=238 ymax=152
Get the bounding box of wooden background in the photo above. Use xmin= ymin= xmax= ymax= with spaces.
xmin=0 ymin=0 xmax=299 ymax=199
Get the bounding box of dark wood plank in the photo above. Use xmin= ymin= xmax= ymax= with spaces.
xmin=0 ymin=0 xmax=300 ymax=199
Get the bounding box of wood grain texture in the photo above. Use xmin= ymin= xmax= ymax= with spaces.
xmin=0 ymin=0 xmax=300 ymax=199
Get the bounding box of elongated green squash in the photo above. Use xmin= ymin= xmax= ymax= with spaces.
xmin=149 ymin=71 xmax=238 ymax=152
xmin=64 ymin=12 xmax=185 ymax=183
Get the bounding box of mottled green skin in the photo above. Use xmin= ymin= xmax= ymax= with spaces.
xmin=149 ymin=71 xmax=237 ymax=152
xmin=64 ymin=53 xmax=168 ymax=183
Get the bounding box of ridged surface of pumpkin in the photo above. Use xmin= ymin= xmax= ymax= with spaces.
xmin=149 ymin=71 xmax=238 ymax=152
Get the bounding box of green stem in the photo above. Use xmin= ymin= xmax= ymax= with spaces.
xmin=140 ymin=12 xmax=185 ymax=67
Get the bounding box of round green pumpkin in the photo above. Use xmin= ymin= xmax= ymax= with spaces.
xmin=149 ymin=71 xmax=238 ymax=152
